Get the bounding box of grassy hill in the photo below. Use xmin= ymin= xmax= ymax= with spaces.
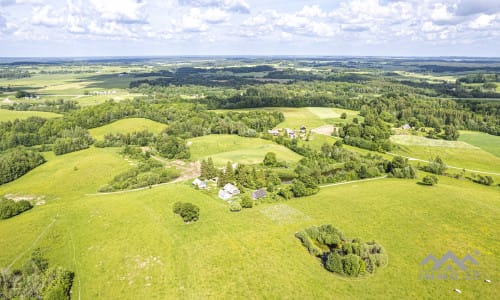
xmin=0 ymin=162 xmax=498 ymax=299
xmin=89 ymin=118 xmax=167 ymax=140
xmin=188 ymin=134 xmax=302 ymax=165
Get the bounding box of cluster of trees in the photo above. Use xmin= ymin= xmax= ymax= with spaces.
xmin=15 ymin=90 xmax=36 ymax=98
xmin=95 ymin=130 xmax=155 ymax=148
xmin=0 ymin=148 xmax=45 ymax=185
xmin=295 ymin=225 xmax=387 ymax=277
xmin=173 ymin=202 xmax=200 ymax=222
xmin=98 ymin=153 xmax=179 ymax=192
xmin=0 ymin=198 xmax=33 ymax=219
xmin=341 ymin=114 xmax=392 ymax=152
xmin=156 ymin=136 xmax=190 ymax=159
xmin=468 ymin=174 xmax=494 ymax=186
xmin=53 ymin=127 xmax=93 ymax=155
xmin=1 ymin=99 xmax=79 ymax=113
xmin=0 ymin=70 xmax=31 ymax=78
xmin=420 ymin=156 xmax=447 ymax=175
xmin=0 ymin=249 xmax=74 ymax=299
xmin=386 ymin=156 xmax=417 ymax=179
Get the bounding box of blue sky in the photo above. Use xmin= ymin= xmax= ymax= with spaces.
xmin=0 ymin=0 xmax=499 ymax=57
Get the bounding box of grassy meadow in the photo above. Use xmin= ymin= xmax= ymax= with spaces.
xmin=188 ymin=134 xmax=302 ymax=165
xmin=459 ymin=131 xmax=500 ymax=157
xmin=0 ymin=108 xmax=61 ymax=121
xmin=89 ymin=118 xmax=167 ymax=140
xmin=0 ymin=152 xmax=498 ymax=299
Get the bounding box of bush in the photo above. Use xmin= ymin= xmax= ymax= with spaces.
xmin=325 ymin=252 xmax=343 ymax=274
xmin=229 ymin=202 xmax=242 ymax=212
xmin=240 ymin=194 xmax=253 ymax=208
xmin=342 ymin=254 xmax=360 ymax=276
xmin=421 ymin=175 xmax=438 ymax=186
xmin=173 ymin=202 xmax=200 ymax=222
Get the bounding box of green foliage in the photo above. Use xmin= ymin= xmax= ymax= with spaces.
xmin=0 ymin=147 xmax=46 ymax=185
xmin=469 ymin=174 xmax=494 ymax=186
xmin=421 ymin=156 xmax=447 ymax=175
xmin=263 ymin=152 xmax=278 ymax=167
xmin=0 ymin=249 xmax=74 ymax=300
xmin=173 ymin=202 xmax=200 ymax=222
xmin=229 ymin=202 xmax=242 ymax=212
xmin=0 ymin=199 xmax=33 ymax=219
xmin=53 ymin=127 xmax=93 ymax=155
xmin=297 ymin=225 xmax=387 ymax=277
xmin=99 ymin=157 xmax=179 ymax=192
xmin=240 ymin=194 xmax=253 ymax=208
xmin=156 ymin=136 xmax=190 ymax=159
xmin=387 ymin=156 xmax=416 ymax=179
xmin=421 ymin=175 xmax=438 ymax=186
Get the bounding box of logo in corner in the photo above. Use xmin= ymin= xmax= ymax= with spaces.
xmin=419 ymin=250 xmax=480 ymax=281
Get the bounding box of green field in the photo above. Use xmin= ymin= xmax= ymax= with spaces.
xmin=459 ymin=131 xmax=500 ymax=157
xmin=0 ymin=152 xmax=498 ymax=299
xmin=0 ymin=108 xmax=61 ymax=121
xmin=89 ymin=118 xmax=167 ymax=140
xmin=188 ymin=134 xmax=302 ymax=165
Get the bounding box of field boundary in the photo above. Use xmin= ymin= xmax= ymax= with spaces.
xmin=320 ymin=176 xmax=387 ymax=188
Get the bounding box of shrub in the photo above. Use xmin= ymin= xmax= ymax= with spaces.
xmin=325 ymin=252 xmax=343 ymax=274
xmin=421 ymin=175 xmax=438 ymax=186
xmin=229 ymin=202 xmax=242 ymax=212
xmin=342 ymin=254 xmax=360 ymax=276
xmin=173 ymin=202 xmax=200 ymax=222
xmin=240 ymin=195 xmax=253 ymax=208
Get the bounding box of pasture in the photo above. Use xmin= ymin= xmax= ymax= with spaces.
xmin=0 ymin=108 xmax=61 ymax=121
xmin=89 ymin=118 xmax=167 ymax=140
xmin=0 ymin=153 xmax=498 ymax=299
xmin=188 ymin=134 xmax=302 ymax=165
xmin=459 ymin=131 xmax=500 ymax=157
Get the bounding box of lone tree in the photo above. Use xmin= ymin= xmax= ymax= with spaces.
xmin=173 ymin=202 xmax=200 ymax=222
xmin=340 ymin=112 xmax=347 ymax=119
xmin=263 ymin=152 xmax=278 ymax=167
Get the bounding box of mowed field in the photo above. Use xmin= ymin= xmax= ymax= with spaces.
xmin=0 ymin=108 xmax=61 ymax=121
xmin=188 ymin=134 xmax=302 ymax=165
xmin=0 ymin=146 xmax=498 ymax=299
xmin=459 ymin=131 xmax=500 ymax=157
xmin=390 ymin=135 xmax=500 ymax=174
xmin=89 ymin=118 xmax=167 ymax=140
xmin=214 ymin=107 xmax=362 ymax=129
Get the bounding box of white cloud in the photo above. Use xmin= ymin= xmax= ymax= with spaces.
xmin=89 ymin=0 xmax=148 ymax=24
xmin=178 ymin=0 xmax=250 ymax=13
xmin=31 ymin=5 xmax=65 ymax=27
xmin=469 ymin=13 xmax=496 ymax=29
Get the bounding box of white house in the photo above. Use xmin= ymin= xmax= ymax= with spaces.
xmin=218 ymin=183 xmax=241 ymax=200
xmin=192 ymin=178 xmax=208 ymax=189
xmin=268 ymin=129 xmax=279 ymax=136
xmin=218 ymin=190 xmax=232 ymax=200
xmin=223 ymin=183 xmax=240 ymax=195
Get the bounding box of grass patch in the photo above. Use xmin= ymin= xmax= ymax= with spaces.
xmin=390 ymin=135 xmax=477 ymax=149
xmin=89 ymin=118 xmax=166 ymax=140
xmin=188 ymin=134 xmax=302 ymax=165
xmin=459 ymin=131 xmax=500 ymax=157
xmin=0 ymin=109 xmax=61 ymax=121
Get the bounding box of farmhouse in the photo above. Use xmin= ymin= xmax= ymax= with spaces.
xmin=268 ymin=129 xmax=280 ymax=136
xmin=192 ymin=178 xmax=207 ymax=189
xmin=285 ymin=128 xmax=296 ymax=139
xmin=300 ymin=125 xmax=306 ymax=132
xmin=401 ymin=124 xmax=411 ymax=130
xmin=218 ymin=183 xmax=241 ymax=200
xmin=252 ymin=188 xmax=267 ymax=200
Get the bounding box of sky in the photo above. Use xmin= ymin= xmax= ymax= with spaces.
xmin=0 ymin=0 xmax=499 ymax=57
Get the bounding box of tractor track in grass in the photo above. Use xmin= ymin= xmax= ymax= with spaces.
xmin=7 ymin=215 xmax=58 ymax=270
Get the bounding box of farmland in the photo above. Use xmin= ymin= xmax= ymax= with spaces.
xmin=0 ymin=57 xmax=499 ymax=299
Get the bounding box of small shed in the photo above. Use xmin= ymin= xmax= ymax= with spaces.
xmin=252 ymin=188 xmax=267 ymax=200
xmin=192 ymin=178 xmax=207 ymax=189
